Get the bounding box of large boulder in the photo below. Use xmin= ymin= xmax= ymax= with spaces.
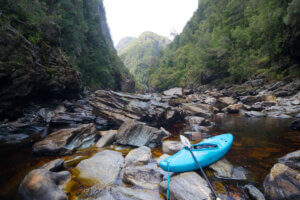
xmin=122 ymin=165 xmax=163 ymax=189
xmin=115 ymin=120 xmax=167 ymax=148
xmin=162 ymin=140 xmax=184 ymax=155
xmin=125 ymin=146 xmax=152 ymax=166
xmin=33 ymin=123 xmax=98 ymax=155
xmin=159 ymin=172 xmax=212 ymax=200
xmin=264 ymin=163 xmax=300 ymax=200
xmin=18 ymin=159 xmax=70 ymax=200
xmin=0 ymin=24 xmax=82 ymax=120
xmin=75 ymin=150 xmax=124 ymax=186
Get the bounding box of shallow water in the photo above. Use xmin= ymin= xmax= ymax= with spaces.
xmin=0 ymin=115 xmax=299 ymax=199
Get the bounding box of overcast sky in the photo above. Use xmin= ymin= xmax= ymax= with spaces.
xmin=104 ymin=0 xmax=198 ymax=46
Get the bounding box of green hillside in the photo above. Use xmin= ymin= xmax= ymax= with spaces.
xmin=148 ymin=0 xmax=300 ymax=90
xmin=118 ymin=31 xmax=170 ymax=89
xmin=0 ymin=0 xmax=133 ymax=91
xmin=116 ymin=37 xmax=136 ymax=53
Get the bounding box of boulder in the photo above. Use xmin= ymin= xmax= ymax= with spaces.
xmin=182 ymin=103 xmax=214 ymax=118
xmin=183 ymin=131 xmax=209 ymax=141
xmin=125 ymin=146 xmax=152 ymax=166
xmin=115 ymin=120 xmax=167 ymax=148
xmin=162 ymin=141 xmax=184 ymax=155
xmin=96 ymin=131 xmax=117 ymax=148
xmin=112 ymin=186 xmax=161 ymax=200
xmin=264 ymin=163 xmax=300 ymax=200
xmin=76 ymin=185 xmax=114 ymax=200
xmin=159 ymin=172 xmax=212 ymax=200
xmin=278 ymin=150 xmax=300 ymax=170
xmin=244 ymin=185 xmax=265 ymax=200
xmin=156 ymin=154 xmax=171 ymax=164
xmin=223 ymin=103 xmax=244 ymax=113
xmin=122 ymin=165 xmax=163 ymax=189
xmin=163 ymin=88 xmax=183 ymax=96
xmin=75 ymin=150 xmax=124 ymax=186
xmin=244 ymin=111 xmax=266 ymax=118
xmin=33 ymin=123 xmax=98 ymax=155
xmin=216 ymin=97 xmax=237 ymax=109
xmin=240 ymin=94 xmax=276 ymax=105
xmin=209 ymin=158 xmax=248 ymax=180
xmin=18 ymin=159 xmax=70 ymax=200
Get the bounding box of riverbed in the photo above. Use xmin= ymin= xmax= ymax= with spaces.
xmin=0 ymin=115 xmax=299 ymax=200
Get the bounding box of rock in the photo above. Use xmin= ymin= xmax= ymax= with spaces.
xmin=120 ymin=75 xmax=135 ymax=93
xmin=182 ymin=103 xmax=214 ymax=117
xmin=156 ymin=154 xmax=171 ymax=164
xmin=163 ymin=88 xmax=183 ymax=96
xmin=0 ymin=24 xmax=82 ymax=120
xmin=264 ymin=163 xmax=300 ymax=200
xmin=169 ymin=98 xmax=187 ymax=106
xmin=183 ymin=131 xmax=209 ymax=140
xmin=75 ymin=150 xmax=124 ymax=186
xmin=122 ymin=165 xmax=163 ymax=189
xmin=76 ymin=185 xmax=114 ymax=200
xmin=162 ymin=141 xmax=184 ymax=155
xmin=240 ymin=94 xmax=276 ymax=105
xmin=223 ymin=103 xmax=244 ymax=114
xmin=98 ymin=130 xmax=118 ymax=136
xmin=160 ymin=172 xmax=212 ymax=200
xmin=216 ymin=97 xmax=237 ymax=109
xmin=209 ymin=158 xmax=248 ymax=180
xmin=278 ymin=150 xmax=300 ymax=170
xmin=245 ymin=111 xmax=266 ymax=118
xmin=125 ymin=146 xmax=152 ymax=166
xmin=267 ymin=112 xmax=292 ymax=119
xmin=290 ymin=120 xmax=300 ymax=131
xmin=96 ymin=131 xmax=117 ymax=148
xmin=215 ymin=112 xmax=226 ymax=118
xmin=33 ymin=123 xmax=98 ymax=155
xmin=204 ymin=97 xmax=217 ymax=105
xmin=18 ymin=159 xmax=70 ymax=200
xmin=244 ymin=185 xmax=265 ymax=200
xmin=187 ymin=116 xmax=205 ymax=125
xmin=115 ymin=120 xmax=167 ymax=148
xmin=112 ymin=186 xmax=161 ymax=200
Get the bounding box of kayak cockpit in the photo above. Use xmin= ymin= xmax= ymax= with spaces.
xmin=191 ymin=143 xmax=218 ymax=150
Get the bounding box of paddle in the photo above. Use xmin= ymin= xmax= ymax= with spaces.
xmin=180 ymin=135 xmax=221 ymax=200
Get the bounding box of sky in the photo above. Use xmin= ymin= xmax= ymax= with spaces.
xmin=104 ymin=0 xmax=198 ymax=46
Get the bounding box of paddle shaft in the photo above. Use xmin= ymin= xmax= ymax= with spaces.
xmin=187 ymin=147 xmax=220 ymax=200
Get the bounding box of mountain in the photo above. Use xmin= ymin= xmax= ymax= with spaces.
xmin=116 ymin=37 xmax=136 ymax=53
xmin=0 ymin=0 xmax=134 ymax=119
xmin=148 ymin=0 xmax=300 ymax=90
xmin=118 ymin=31 xmax=170 ymax=89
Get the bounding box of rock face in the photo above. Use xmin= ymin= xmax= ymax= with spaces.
xmin=125 ymin=146 xmax=152 ymax=166
xmin=0 ymin=24 xmax=82 ymax=120
xmin=18 ymin=159 xmax=70 ymax=200
xmin=75 ymin=150 xmax=124 ymax=187
xmin=264 ymin=163 xmax=300 ymax=200
xmin=160 ymin=172 xmax=212 ymax=200
xmin=162 ymin=141 xmax=184 ymax=155
xmin=115 ymin=120 xmax=168 ymax=148
xmin=33 ymin=123 xmax=98 ymax=155
xmin=90 ymin=90 xmax=184 ymax=126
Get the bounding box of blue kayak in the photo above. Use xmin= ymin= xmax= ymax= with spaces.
xmin=159 ymin=134 xmax=233 ymax=172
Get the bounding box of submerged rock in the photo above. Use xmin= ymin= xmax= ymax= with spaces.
xmin=264 ymin=163 xmax=300 ymax=200
xmin=18 ymin=159 xmax=70 ymax=200
xmin=160 ymin=172 xmax=212 ymax=200
xmin=33 ymin=123 xmax=98 ymax=155
xmin=162 ymin=140 xmax=184 ymax=155
xmin=75 ymin=150 xmax=124 ymax=187
xmin=115 ymin=120 xmax=167 ymax=148
xmin=125 ymin=146 xmax=152 ymax=166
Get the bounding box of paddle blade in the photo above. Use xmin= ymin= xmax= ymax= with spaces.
xmin=180 ymin=135 xmax=191 ymax=148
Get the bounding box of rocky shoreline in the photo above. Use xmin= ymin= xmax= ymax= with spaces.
xmin=0 ymin=78 xmax=299 ymax=200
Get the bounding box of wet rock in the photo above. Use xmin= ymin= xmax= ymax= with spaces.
xmin=112 ymin=186 xmax=161 ymax=200
xmin=209 ymin=158 xmax=248 ymax=180
xmin=76 ymin=185 xmax=114 ymax=200
xmin=216 ymin=97 xmax=237 ymax=109
xmin=240 ymin=94 xmax=276 ymax=105
xmin=278 ymin=150 xmax=300 ymax=170
xmin=267 ymin=112 xmax=292 ymax=119
xmin=115 ymin=120 xmax=167 ymax=148
xmin=122 ymin=165 xmax=163 ymax=189
xmin=96 ymin=131 xmax=116 ymax=148
xmin=223 ymin=103 xmax=244 ymax=114
xmin=204 ymin=97 xmax=217 ymax=105
xmin=215 ymin=112 xmax=226 ymax=118
xmin=33 ymin=123 xmax=98 ymax=155
xmin=18 ymin=159 xmax=70 ymax=200
xmin=169 ymin=98 xmax=187 ymax=106
xmin=245 ymin=111 xmax=266 ymax=118
xmin=125 ymin=146 xmax=151 ymax=166
xmin=98 ymin=129 xmax=117 ymax=136
xmin=160 ymin=172 xmax=212 ymax=200
xmin=264 ymin=163 xmax=300 ymax=200
xmin=183 ymin=131 xmax=209 ymax=140
xmin=244 ymin=185 xmax=265 ymax=200
xmin=162 ymin=141 xmax=184 ymax=155
xmin=290 ymin=120 xmax=300 ymax=131
xmin=75 ymin=150 xmax=124 ymax=186
xmin=182 ymin=103 xmax=214 ymax=117
xmin=163 ymin=88 xmax=183 ymax=96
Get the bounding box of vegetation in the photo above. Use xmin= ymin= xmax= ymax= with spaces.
xmin=148 ymin=0 xmax=300 ymax=90
xmin=118 ymin=31 xmax=170 ymax=89
xmin=0 ymin=0 xmax=132 ymax=90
